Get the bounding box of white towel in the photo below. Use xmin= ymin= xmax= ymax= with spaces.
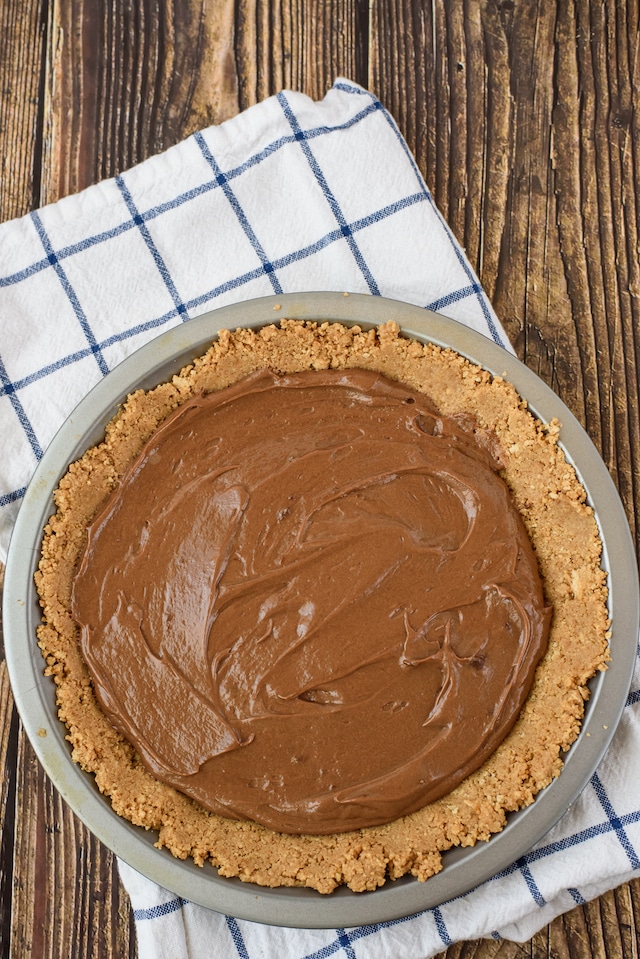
xmin=1 ymin=79 xmax=638 ymax=958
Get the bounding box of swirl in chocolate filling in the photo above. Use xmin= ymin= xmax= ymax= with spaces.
xmin=71 ymin=368 xmax=552 ymax=834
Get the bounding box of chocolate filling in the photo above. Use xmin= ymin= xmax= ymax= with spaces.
xmin=71 ymin=368 xmax=551 ymax=834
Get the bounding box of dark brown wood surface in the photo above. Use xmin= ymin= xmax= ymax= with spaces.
xmin=1 ymin=2 xmax=639 ymax=956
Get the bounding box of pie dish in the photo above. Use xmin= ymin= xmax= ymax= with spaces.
xmin=4 ymin=292 xmax=638 ymax=927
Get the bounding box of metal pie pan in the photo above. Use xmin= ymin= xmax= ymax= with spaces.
xmin=4 ymin=292 xmax=639 ymax=928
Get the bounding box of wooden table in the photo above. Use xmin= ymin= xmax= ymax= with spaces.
xmin=1 ymin=2 xmax=639 ymax=956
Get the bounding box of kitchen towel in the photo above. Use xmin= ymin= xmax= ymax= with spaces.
xmin=1 ymin=79 xmax=638 ymax=958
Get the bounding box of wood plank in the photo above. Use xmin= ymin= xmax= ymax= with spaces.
xmin=0 ymin=0 xmax=47 ymax=219
xmin=10 ymin=717 xmax=43 ymax=957
xmin=628 ymin=878 xmax=640 ymax=959
xmin=39 ymin=0 xmax=244 ymax=205
xmin=0 ymin=656 xmax=18 ymax=958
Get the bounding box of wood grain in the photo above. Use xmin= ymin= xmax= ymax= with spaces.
xmin=1 ymin=1 xmax=639 ymax=956
xmin=38 ymin=0 xmax=241 ymax=205
xmin=0 ymin=0 xmax=47 ymax=218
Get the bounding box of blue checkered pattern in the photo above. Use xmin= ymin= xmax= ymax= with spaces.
xmin=3 ymin=79 xmax=640 ymax=957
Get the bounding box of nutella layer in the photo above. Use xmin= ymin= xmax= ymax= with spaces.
xmin=71 ymin=368 xmax=552 ymax=835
